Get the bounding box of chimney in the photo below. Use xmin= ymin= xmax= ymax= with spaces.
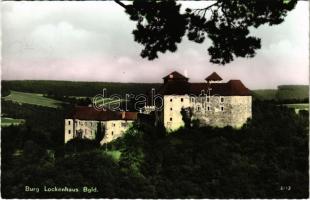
xmin=183 ymin=69 xmax=188 ymax=78
xmin=122 ymin=111 xmax=126 ymax=119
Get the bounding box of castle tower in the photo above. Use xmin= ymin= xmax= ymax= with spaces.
xmin=163 ymin=71 xmax=189 ymax=84
xmin=205 ymin=72 xmax=223 ymax=83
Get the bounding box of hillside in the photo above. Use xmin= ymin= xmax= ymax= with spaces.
xmin=276 ymin=85 xmax=309 ymax=100
xmin=252 ymin=85 xmax=309 ymax=101
xmin=1 ymin=80 xmax=161 ymax=97
xmin=251 ymin=89 xmax=277 ymax=100
xmin=3 ymin=91 xmax=63 ymax=108
xmin=3 ymin=80 xmax=308 ymax=101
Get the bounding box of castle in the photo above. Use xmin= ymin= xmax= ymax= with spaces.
xmin=153 ymin=71 xmax=252 ymax=131
xmin=64 ymin=107 xmax=137 ymax=144
xmin=64 ymin=71 xmax=252 ymax=144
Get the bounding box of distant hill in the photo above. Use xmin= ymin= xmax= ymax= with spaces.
xmin=276 ymin=85 xmax=309 ymax=100
xmin=251 ymin=89 xmax=277 ymax=100
xmin=2 ymin=80 xmax=308 ymax=102
xmin=1 ymin=80 xmax=161 ymax=97
xmin=252 ymin=85 xmax=309 ymax=102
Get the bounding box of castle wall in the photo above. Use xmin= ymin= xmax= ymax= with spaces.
xmin=100 ymin=120 xmax=133 ymax=144
xmin=163 ymin=95 xmax=190 ymax=131
xmin=64 ymin=119 xmax=98 ymax=143
xmin=64 ymin=119 xmax=133 ymax=144
xmin=229 ymin=96 xmax=252 ymax=128
xmin=161 ymin=95 xmax=252 ymax=131
xmin=64 ymin=119 xmax=74 ymax=143
xmin=192 ymin=96 xmax=252 ymax=128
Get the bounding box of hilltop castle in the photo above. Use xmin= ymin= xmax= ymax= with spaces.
xmin=64 ymin=71 xmax=252 ymax=144
xmin=152 ymin=71 xmax=252 ymax=131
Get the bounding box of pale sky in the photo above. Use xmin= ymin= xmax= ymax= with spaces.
xmin=1 ymin=1 xmax=309 ymax=89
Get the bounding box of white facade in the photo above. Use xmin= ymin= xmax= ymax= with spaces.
xmin=64 ymin=119 xmax=134 ymax=144
xmin=163 ymin=95 xmax=190 ymax=131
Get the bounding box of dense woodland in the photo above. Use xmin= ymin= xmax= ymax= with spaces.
xmin=1 ymin=96 xmax=309 ymax=198
xmin=2 ymin=80 xmax=308 ymax=103
xmin=1 ymin=80 xmax=161 ymax=97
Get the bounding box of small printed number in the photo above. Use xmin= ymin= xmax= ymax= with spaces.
xmin=280 ymin=186 xmax=291 ymax=191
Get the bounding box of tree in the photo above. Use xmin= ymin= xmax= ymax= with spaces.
xmin=180 ymin=107 xmax=193 ymax=128
xmin=115 ymin=0 xmax=297 ymax=64
xmin=96 ymin=122 xmax=105 ymax=145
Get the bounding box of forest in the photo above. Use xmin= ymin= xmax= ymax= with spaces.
xmin=1 ymin=98 xmax=309 ymax=198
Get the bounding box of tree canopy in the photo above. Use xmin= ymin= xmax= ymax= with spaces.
xmin=115 ymin=0 xmax=298 ymax=64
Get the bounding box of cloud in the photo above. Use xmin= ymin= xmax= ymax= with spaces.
xmin=2 ymin=1 xmax=309 ymax=89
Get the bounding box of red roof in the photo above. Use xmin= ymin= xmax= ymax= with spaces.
xmin=67 ymin=106 xmax=138 ymax=121
xmin=205 ymin=72 xmax=223 ymax=81
xmin=163 ymin=71 xmax=188 ymax=81
xmin=160 ymin=80 xmax=251 ymax=96
xmin=160 ymin=71 xmax=250 ymax=96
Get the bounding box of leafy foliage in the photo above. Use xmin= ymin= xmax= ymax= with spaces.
xmin=120 ymin=0 xmax=297 ymax=64
xmin=1 ymin=100 xmax=308 ymax=198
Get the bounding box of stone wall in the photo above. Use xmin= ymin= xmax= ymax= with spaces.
xmin=192 ymin=96 xmax=252 ymax=128
xmin=64 ymin=119 xmax=134 ymax=144
xmin=100 ymin=120 xmax=133 ymax=144
xmin=64 ymin=119 xmax=98 ymax=143
xmin=161 ymin=95 xmax=252 ymax=131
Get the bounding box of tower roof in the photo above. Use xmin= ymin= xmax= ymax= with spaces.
xmin=205 ymin=72 xmax=223 ymax=81
xmin=163 ymin=71 xmax=188 ymax=80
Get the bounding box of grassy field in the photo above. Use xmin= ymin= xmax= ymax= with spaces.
xmin=283 ymin=103 xmax=309 ymax=114
xmin=3 ymin=91 xmax=63 ymax=108
xmin=1 ymin=117 xmax=25 ymax=127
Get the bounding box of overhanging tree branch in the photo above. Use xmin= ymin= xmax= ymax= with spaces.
xmin=114 ymin=0 xmax=128 ymax=9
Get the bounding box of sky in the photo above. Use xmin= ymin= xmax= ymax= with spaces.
xmin=1 ymin=1 xmax=309 ymax=89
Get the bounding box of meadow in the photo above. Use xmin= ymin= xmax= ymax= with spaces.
xmin=3 ymin=91 xmax=63 ymax=108
xmin=1 ymin=117 xmax=25 ymax=127
xmin=283 ymin=103 xmax=309 ymax=114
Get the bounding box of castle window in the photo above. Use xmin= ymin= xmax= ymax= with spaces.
xmin=207 ymin=106 xmax=210 ymax=111
xmin=68 ymin=121 xmax=71 ymax=125
xmin=221 ymin=97 xmax=224 ymax=102
xmin=181 ymin=98 xmax=184 ymax=102
xmin=197 ymin=106 xmax=200 ymax=111
xmin=170 ymin=99 xmax=173 ymax=102
xmin=68 ymin=130 xmax=71 ymax=134
xmin=170 ymin=108 xmax=172 ymax=111
xmin=170 ymin=117 xmax=173 ymax=121
xmin=111 ymin=131 xmax=114 ymax=135
xmin=207 ymin=97 xmax=210 ymax=102
xmin=221 ymin=106 xmax=224 ymax=111
xmin=112 ymin=123 xmax=116 ymax=127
